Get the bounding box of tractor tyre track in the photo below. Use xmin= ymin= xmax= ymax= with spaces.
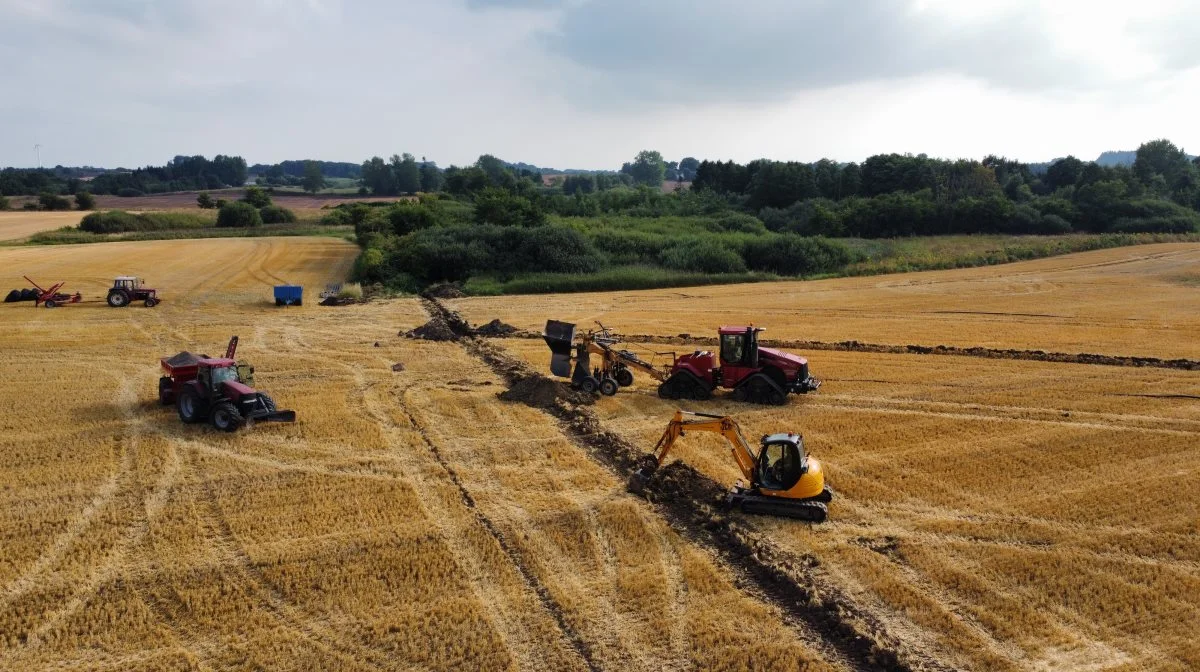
xmin=185 ymin=446 xmax=392 ymax=671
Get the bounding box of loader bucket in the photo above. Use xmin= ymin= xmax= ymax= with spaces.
xmin=544 ymin=320 xmax=576 ymax=378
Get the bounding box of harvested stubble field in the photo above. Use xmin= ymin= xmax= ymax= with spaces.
xmin=0 ymin=211 xmax=88 ymax=242
xmin=1 ymin=239 xmax=1197 ymax=671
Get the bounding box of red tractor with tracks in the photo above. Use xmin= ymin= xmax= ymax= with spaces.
xmin=159 ymin=336 xmax=295 ymax=431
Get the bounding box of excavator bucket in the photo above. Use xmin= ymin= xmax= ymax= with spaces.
xmin=544 ymin=320 xmax=576 ymax=378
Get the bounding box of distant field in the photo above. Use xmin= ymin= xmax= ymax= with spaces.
xmin=0 ymin=212 xmax=85 ymax=242
xmin=6 ymin=191 xmax=402 ymax=218
xmin=451 ymin=243 xmax=1200 ymax=359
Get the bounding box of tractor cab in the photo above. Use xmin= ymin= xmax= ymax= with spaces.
xmin=113 ymin=276 xmax=144 ymax=291
xmin=718 ymin=326 xmax=764 ymax=367
xmin=196 ymin=359 xmax=241 ymax=391
xmin=756 ymin=433 xmax=807 ymax=492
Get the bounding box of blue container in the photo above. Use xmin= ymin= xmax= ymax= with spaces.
xmin=273 ymin=285 xmax=303 ymax=306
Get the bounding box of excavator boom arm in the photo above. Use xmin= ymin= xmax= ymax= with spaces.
xmin=650 ymin=411 xmax=757 ymax=482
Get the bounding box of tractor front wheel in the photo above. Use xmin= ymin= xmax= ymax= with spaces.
xmin=178 ymin=388 xmax=206 ymax=424
xmin=158 ymin=377 xmax=174 ymax=406
xmin=211 ymin=402 xmax=244 ymax=432
xmin=107 ymin=290 xmax=129 ymax=308
xmin=144 ymin=297 xmax=158 ymax=308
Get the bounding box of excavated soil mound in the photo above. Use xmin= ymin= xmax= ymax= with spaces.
xmin=475 ymin=318 xmax=518 ymax=336
xmin=404 ymin=316 xmax=459 ymax=341
xmin=319 ymin=296 xmax=357 ymax=306
xmin=425 ymin=283 xmax=466 ymax=299
xmin=499 ymin=373 xmax=594 ymax=408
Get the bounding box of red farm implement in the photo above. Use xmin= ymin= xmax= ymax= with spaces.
xmin=23 ymin=275 xmax=82 ymax=308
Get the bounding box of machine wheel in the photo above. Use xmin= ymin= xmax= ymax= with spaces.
xmin=599 ymin=377 xmax=619 ymax=396
xmin=580 ymin=376 xmax=600 ymax=395
xmin=768 ymin=389 xmax=787 ymax=406
xmin=158 ymin=377 xmax=174 ymax=406
xmin=144 ymin=297 xmax=158 ymax=308
xmin=210 ymin=402 xmax=244 ymax=432
xmin=44 ymin=300 xmax=57 ymax=308
xmin=259 ymin=393 xmax=277 ymax=413
xmin=615 ymin=368 xmax=634 ymax=387
xmin=177 ymin=387 xmax=206 ymax=424
xmin=107 ymin=290 xmax=129 ymax=307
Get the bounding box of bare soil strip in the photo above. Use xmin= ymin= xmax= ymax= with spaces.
xmin=418 ymin=297 xmax=948 ymax=672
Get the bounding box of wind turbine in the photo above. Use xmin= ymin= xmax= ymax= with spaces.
xmin=34 ymin=144 xmax=41 ymax=168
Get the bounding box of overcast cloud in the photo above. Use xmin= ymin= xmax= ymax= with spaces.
xmin=1 ymin=0 xmax=1197 ymax=169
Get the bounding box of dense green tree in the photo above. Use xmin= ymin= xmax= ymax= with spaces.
xmin=419 ymin=160 xmax=444 ymax=192
xmin=302 ymin=160 xmax=325 ymax=193
xmin=1133 ymin=139 xmax=1190 ymax=190
xmin=196 ymin=192 xmax=215 ymax=209
xmin=74 ymin=191 xmax=96 ymax=210
xmin=393 ymin=153 xmax=421 ymax=194
xmin=678 ymin=157 xmax=700 ymax=181
xmin=624 ymin=150 xmax=667 ymax=187
xmin=361 ymin=156 xmax=396 ymax=195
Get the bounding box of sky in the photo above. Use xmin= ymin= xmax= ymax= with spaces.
xmin=1 ymin=0 xmax=1199 ymax=170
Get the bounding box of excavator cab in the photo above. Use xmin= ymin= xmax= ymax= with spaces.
xmin=757 ymin=434 xmax=806 ymax=492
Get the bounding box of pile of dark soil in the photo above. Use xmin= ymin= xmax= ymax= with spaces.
xmin=474 ymin=318 xmax=518 ymax=336
xmin=499 ymin=373 xmax=594 ymax=408
xmin=403 ymin=316 xmax=459 ymax=341
xmin=425 ymin=283 xmax=466 ymax=299
xmin=319 ymin=296 xmax=357 ymax=307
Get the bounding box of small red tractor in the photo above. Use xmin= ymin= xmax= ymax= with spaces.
xmin=108 ymin=276 xmax=159 ymax=307
xmin=545 ymin=320 xmax=820 ymax=405
xmin=23 ymin=275 xmax=82 ymax=308
xmin=159 ymin=336 xmax=295 ymax=431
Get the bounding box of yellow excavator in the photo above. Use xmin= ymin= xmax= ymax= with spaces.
xmin=628 ymin=411 xmax=832 ymax=522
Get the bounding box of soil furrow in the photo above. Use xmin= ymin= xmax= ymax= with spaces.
xmin=420 ymin=296 xmax=946 ymax=672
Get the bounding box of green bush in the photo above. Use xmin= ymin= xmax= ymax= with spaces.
xmin=474 ymin=188 xmax=545 ymax=227
xmin=197 ymin=192 xmax=216 ymax=209
xmin=319 ymin=208 xmax=352 ymax=226
xmin=38 ymin=193 xmax=72 ymax=211
xmin=741 ymin=235 xmax=858 ymax=276
xmin=74 ymin=191 xmax=96 ymax=210
xmin=259 ymin=205 xmax=297 ymax=224
xmin=241 ymin=186 xmax=272 ymax=208
xmin=78 ymin=210 xmax=211 ymax=233
xmin=217 ymin=201 xmax=263 ymax=228
xmin=387 ymin=203 xmax=439 ymax=235
xmin=0 ymin=194 xmax=9 ymax=211
xmin=660 ymin=239 xmax=747 ymax=274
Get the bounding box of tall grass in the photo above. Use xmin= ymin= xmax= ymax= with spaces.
xmin=464 ymin=266 xmax=778 ymax=295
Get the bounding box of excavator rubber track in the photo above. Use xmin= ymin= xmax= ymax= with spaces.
xmin=728 ymin=490 xmax=829 ymax=522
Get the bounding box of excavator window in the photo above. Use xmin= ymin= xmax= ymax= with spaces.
xmin=758 ymin=441 xmax=803 ymax=491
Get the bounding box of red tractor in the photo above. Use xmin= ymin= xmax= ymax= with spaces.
xmin=657 ymin=326 xmax=821 ymax=405
xmin=159 ymin=336 xmax=295 ymax=432
xmin=108 ymin=276 xmax=160 ymax=307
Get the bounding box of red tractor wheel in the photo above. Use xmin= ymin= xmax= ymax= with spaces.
xmin=210 ymin=402 xmax=244 ymax=432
